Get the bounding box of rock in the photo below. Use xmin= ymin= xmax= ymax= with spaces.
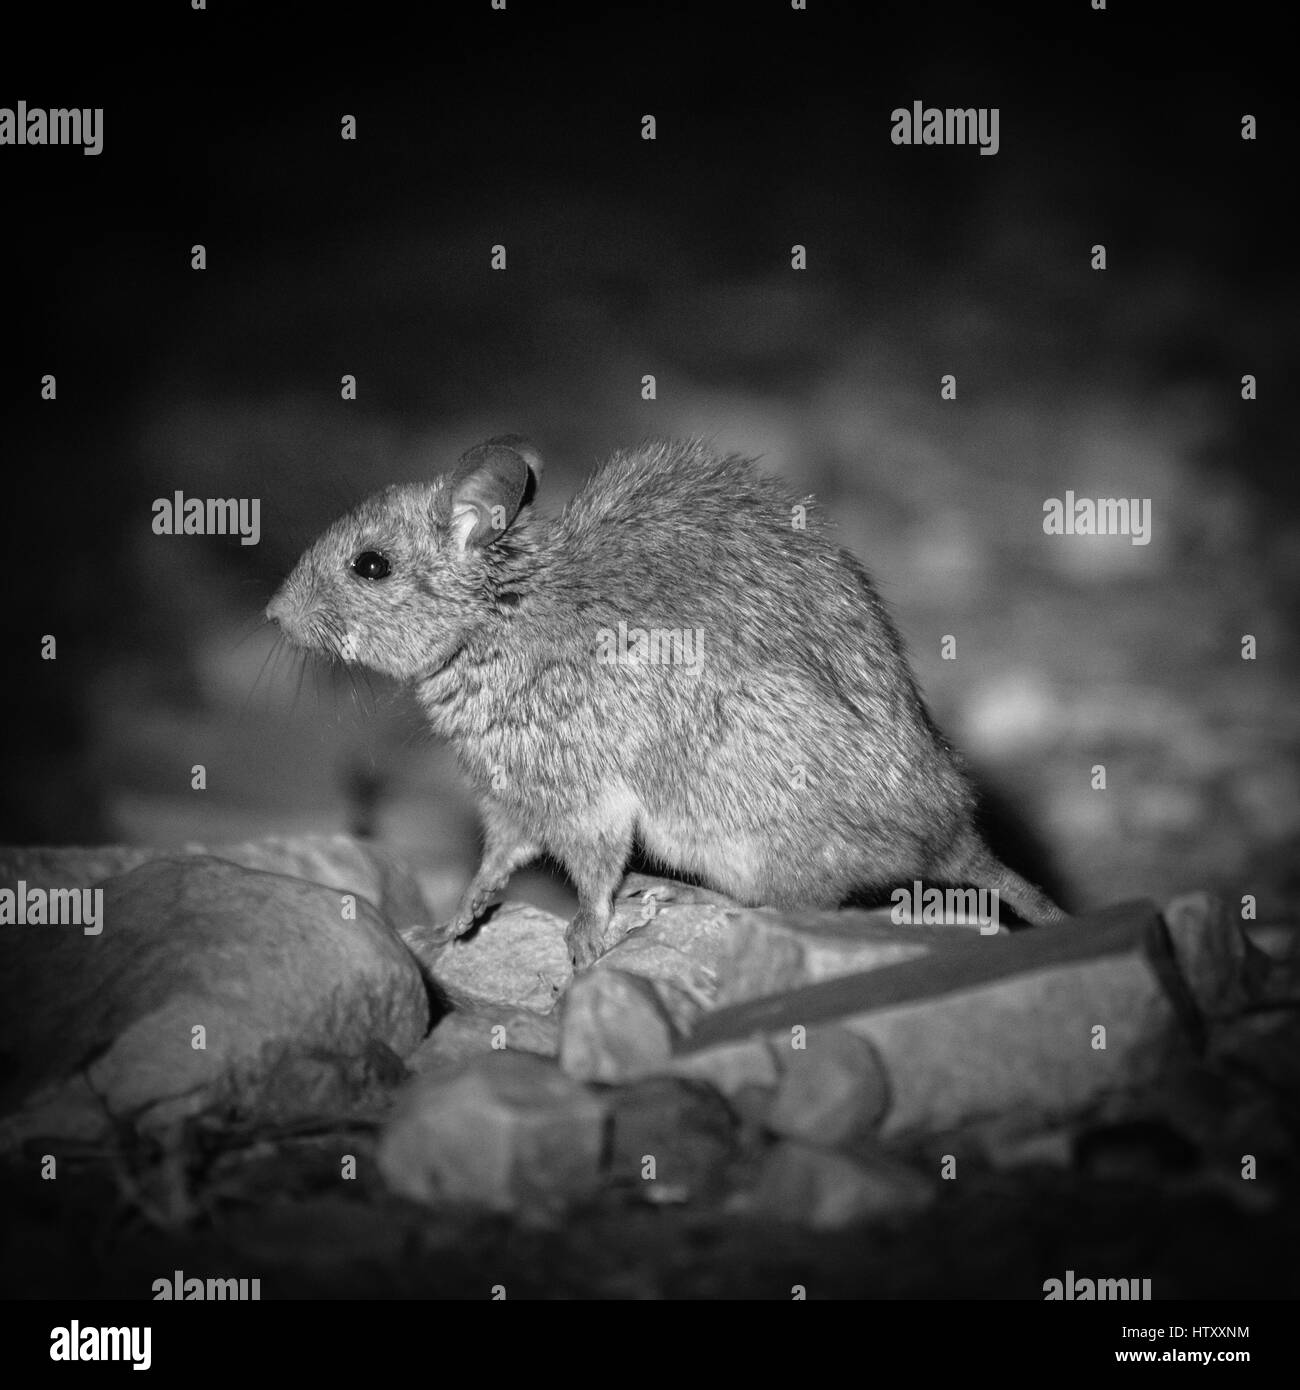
xmin=555 ymin=899 xmax=953 ymax=1085
xmin=0 ymin=834 xmax=432 ymax=940
xmin=712 ymin=908 xmax=943 ymax=1007
xmin=186 ymin=835 xmax=430 ymax=938
xmin=604 ymin=1076 xmax=737 ymax=1202
xmin=668 ymin=1037 xmax=782 ymax=1126
xmin=0 ymin=844 xmax=154 ymax=891
xmin=239 ymin=1038 xmax=410 ymax=1122
xmin=600 ymin=898 xmax=946 ymax=1019
xmin=407 ymin=1007 xmax=561 ymax=1070
xmin=592 ymin=898 xmax=741 ymax=1027
xmin=0 ymin=854 xmax=428 ymax=1145
xmin=414 ymin=903 xmax=570 ymax=1013
xmin=1161 ymin=893 xmax=1269 ymax=1020
xmin=738 ymin=1140 xmax=935 ymax=1230
xmin=376 ymin=1053 xmax=606 ymax=1219
xmin=682 ymin=901 xmax=1183 ymax=1136
xmin=1245 ymin=923 xmax=1300 ymax=964
xmin=766 ymin=1026 xmax=889 ymax=1145
xmin=559 ymin=970 xmax=676 ymax=1082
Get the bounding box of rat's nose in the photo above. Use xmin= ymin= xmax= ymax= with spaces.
xmin=265 ymin=592 xmax=290 ymax=626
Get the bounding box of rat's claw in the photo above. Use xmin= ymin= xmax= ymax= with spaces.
xmin=565 ymin=907 xmax=609 ymax=972
xmin=617 ymin=872 xmax=680 ymax=901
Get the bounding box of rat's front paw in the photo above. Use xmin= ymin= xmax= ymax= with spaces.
xmin=565 ymin=908 xmax=610 ymax=972
xmin=447 ymin=880 xmax=503 ymax=939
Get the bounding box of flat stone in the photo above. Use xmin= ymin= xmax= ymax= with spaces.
xmin=416 ymin=903 xmax=570 ymax=1014
xmin=712 ymin=908 xmax=948 ymax=1007
xmin=682 ymin=902 xmax=1185 ymax=1136
xmin=376 ymin=1053 xmax=606 ymax=1219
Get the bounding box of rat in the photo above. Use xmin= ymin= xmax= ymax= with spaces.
xmin=266 ymin=434 xmax=1066 ymax=968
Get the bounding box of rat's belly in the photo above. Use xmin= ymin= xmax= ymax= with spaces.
xmin=635 ymin=808 xmax=766 ymax=904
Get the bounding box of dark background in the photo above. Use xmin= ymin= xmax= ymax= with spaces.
xmin=2 ymin=0 xmax=1296 ymax=927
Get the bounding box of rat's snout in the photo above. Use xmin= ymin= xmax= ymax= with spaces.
xmin=265 ymin=591 xmax=290 ymax=627
xmin=266 ymin=585 xmax=306 ymax=640
xmin=265 ymin=578 xmax=322 ymax=652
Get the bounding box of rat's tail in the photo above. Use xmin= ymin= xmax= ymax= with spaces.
xmin=942 ymin=834 xmax=1068 ymax=927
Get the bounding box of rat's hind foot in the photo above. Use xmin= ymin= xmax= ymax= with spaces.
xmin=566 ymin=904 xmax=615 ymax=972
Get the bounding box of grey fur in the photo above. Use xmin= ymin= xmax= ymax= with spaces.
xmin=268 ymin=436 xmax=1065 ymax=967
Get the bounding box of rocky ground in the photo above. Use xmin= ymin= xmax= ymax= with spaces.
xmin=1 ymin=838 xmax=1296 ymax=1300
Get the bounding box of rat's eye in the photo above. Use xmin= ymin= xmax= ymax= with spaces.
xmin=352 ymin=551 xmax=391 ymax=580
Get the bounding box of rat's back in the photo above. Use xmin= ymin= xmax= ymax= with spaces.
xmin=513 ymin=440 xmax=973 ymax=909
xmin=547 ymin=440 xmax=819 ymax=639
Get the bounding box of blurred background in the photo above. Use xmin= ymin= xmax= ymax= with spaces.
xmin=2 ymin=0 xmax=1296 ymax=926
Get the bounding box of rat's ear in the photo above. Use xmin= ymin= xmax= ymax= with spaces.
xmin=449 ymin=435 xmax=544 ymax=550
